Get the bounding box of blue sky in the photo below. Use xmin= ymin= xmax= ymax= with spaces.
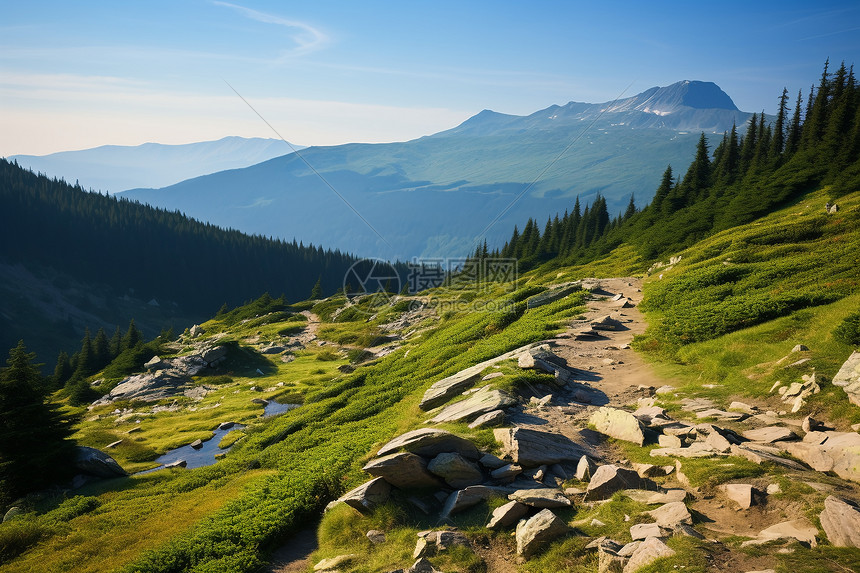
xmin=2 ymin=0 xmax=858 ymax=155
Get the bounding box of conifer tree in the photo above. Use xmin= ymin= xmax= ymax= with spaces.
xmin=52 ymin=350 xmax=73 ymax=389
xmin=770 ymin=88 xmax=790 ymax=158
xmin=72 ymin=328 xmax=95 ymax=380
xmin=785 ymin=89 xmax=803 ymax=155
xmin=0 ymin=341 xmax=75 ymax=506
xmin=92 ymin=328 xmax=110 ymax=371
xmin=310 ymin=276 xmax=323 ymax=299
xmin=623 ymin=193 xmax=637 ymax=220
xmin=109 ymin=325 xmax=122 ymax=358
xmin=652 ymin=165 xmax=674 ymax=212
xmin=121 ymin=319 xmax=143 ymax=351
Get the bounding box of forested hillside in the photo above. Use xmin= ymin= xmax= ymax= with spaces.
xmin=0 ymin=160 xmax=357 ymax=364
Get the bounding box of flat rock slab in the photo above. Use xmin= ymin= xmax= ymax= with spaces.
xmin=585 ymin=465 xmax=655 ymax=501
xmin=646 ymin=501 xmax=692 ymax=527
xmin=363 ymin=452 xmax=443 ymax=489
xmin=487 ymin=500 xmax=529 ymax=530
xmin=494 ymin=427 xmax=586 ymax=466
xmin=742 ymin=518 xmax=818 ymax=547
xmin=314 ymin=554 xmax=358 ymax=572
xmin=630 ymin=522 xmax=664 ymax=540
xmin=775 ymin=431 xmax=860 ymax=482
xmin=431 ymin=387 xmax=516 ymax=423
xmin=516 ymin=508 xmax=569 ymax=558
xmin=377 ymin=428 xmax=480 ymax=460
xmin=440 ymin=485 xmax=507 ymax=520
xmin=624 ymin=489 xmax=687 ymax=505
xmin=820 ymin=495 xmax=860 ymax=548
xmin=720 ymin=483 xmax=757 ymax=509
xmin=508 ymin=487 xmax=572 ymax=508
xmin=743 ymin=426 xmax=797 ymax=443
xmin=468 ymin=409 xmax=506 ymax=429
xmin=589 ymin=406 xmax=646 ymax=446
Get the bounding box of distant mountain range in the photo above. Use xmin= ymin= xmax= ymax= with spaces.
xmin=8 ymin=136 xmax=302 ymax=193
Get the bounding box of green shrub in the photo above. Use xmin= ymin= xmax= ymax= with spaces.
xmin=316 ymin=350 xmax=339 ymax=361
xmin=834 ymin=310 xmax=860 ymax=346
xmin=0 ymin=518 xmax=48 ymax=565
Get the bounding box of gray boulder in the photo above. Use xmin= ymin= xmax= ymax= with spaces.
xmin=74 ymin=446 xmax=127 ymax=478
xmin=585 ymin=465 xmax=654 ymax=501
xmin=439 ymin=485 xmax=506 ymax=520
xmin=833 ymin=351 xmax=860 ymax=407
xmin=720 ymin=483 xmax=757 ymax=509
xmin=576 ymin=455 xmax=598 ymax=481
xmin=516 ymin=508 xmax=569 ymax=558
xmin=363 ymin=453 xmax=443 ymax=489
xmin=623 ymin=536 xmax=675 ymax=572
xmin=589 ymin=407 xmax=646 ymax=446
xmin=331 ymin=477 xmax=391 ymax=514
xmin=468 ymin=409 xmax=506 ymax=429
xmin=376 ymin=428 xmax=480 ymax=460
xmin=820 ymin=496 xmax=860 ymax=548
xmin=494 ymin=427 xmax=586 ymax=466
xmin=743 ymin=425 xmax=797 ymax=443
xmin=509 ymin=487 xmax=572 ymax=508
xmin=427 ymin=453 xmax=484 ymax=489
xmin=646 ymin=502 xmax=692 ymax=527
xmin=487 ymin=500 xmax=529 ymax=530
xmin=419 ymin=369 xmax=482 ymax=411
xmin=430 ymin=387 xmax=515 ymax=423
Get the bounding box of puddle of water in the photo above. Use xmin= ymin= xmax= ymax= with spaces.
xmin=263 ymin=401 xmax=299 ymax=417
xmin=136 ymin=423 xmax=246 ymax=475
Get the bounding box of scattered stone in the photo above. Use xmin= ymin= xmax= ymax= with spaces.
xmin=695 ymin=408 xmax=747 ymax=421
xmin=478 ymin=453 xmax=507 ymax=470
xmin=516 ymin=508 xmax=569 ymax=558
xmin=467 ymin=409 xmax=506 ymax=430
xmin=419 ymin=369 xmax=483 ymax=411
xmin=729 ymin=401 xmax=757 ymax=414
xmin=330 ymin=477 xmax=391 ymax=514
xmin=366 ymin=530 xmax=386 ymax=544
xmin=801 ymin=415 xmax=823 ymax=433
xmin=585 ymin=465 xmax=655 ymax=501
xmin=632 ymin=463 xmax=670 ymax=478
xmin=250 ymin=398 xmax=268 ymax=406
xmin=720 ymin=483 xmax=757 ymax=509
xmin=189 ymin=439 xmax=204 ymax=450
xmin=165 ymin=459 xmax=187 ymax=469
xmin=487 ymin=500 xmax=529 ymax=531
xmin=509 ymin=487 xmax=572 ymax=508
xmin=646 ymin=501 xmax=692 ymax=527
xmin=427 ymin=453 xmax=484 ymax=489
xmin=623 ymin=536 xmax=675 ymax=572
xmin=742 ymin=518 xmax=818 ymax=547
xmin=655 ymin=385 xmax=675 ymax=395
xmin=624 ymin=489 xmax=687 ymax=505
xmin=591 ymin=314 xmax=624 ymax=331
xmin=431 ymin=387 xmax=516 ymax=423
xmin=494 ymin=427 xmax=585 ymax=466
xmin=650 ymin=443 xmax=721 ymax=459
xmin=705 ymin=430 xmax=733 ymax=453
xmin=377 ymin=428 xmax=480 ymax=460
xmin=439 ymin=485 xmax=503 ymax=519
xmin=777 ymin=431 xmax=860 ymax=481
xmin=630 ymin=523 xmax=665 ymax=540
xmin=591 ymin=518 xmax=606 ymax=527
xmin=766 ymin=483 xmax=781 ymax=495
xmin=363 ymin=453 xmax=443 ymax=489
xmin=408 ymin=557 xmax=442 ymax=573
xmin=674 ymin=523 xmax=705 ymax=539
xmin=589 ymin=407 xmax=646 ymax=446
xmin=743 ymin=425 xmax=797 ymax=443
xmin=833 ymin=351 xmax=860 ymax=407
xmin=482 ymin=371 xmax=504 ymax=381
xmin=576 ymin=455 xmax=598 ymax=481
xmin=490 ymin=463 xmax=522 ymax=481
xmin=74 ymin=446 xmax=128 ymax=478
xmin=792 ymin=344 xmax=810 ymax=352
xmin=314 ymin=554 xmax=358 ymax=571
xmin=819 ymin=496 xmax=860 ymax=548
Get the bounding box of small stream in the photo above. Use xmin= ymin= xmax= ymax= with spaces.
xmin=136 ymin=401 xmax=299 ymax=474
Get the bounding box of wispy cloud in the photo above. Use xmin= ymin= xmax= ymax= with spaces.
xmin=212 ymin=1 xmax=328 ymax=58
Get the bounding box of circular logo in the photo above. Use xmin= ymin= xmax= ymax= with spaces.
xmin=342 ymin=258 xmax=401 ymax=311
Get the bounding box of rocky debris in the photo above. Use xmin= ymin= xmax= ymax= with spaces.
xmin=430 ymin=387 xmax=516 ymax=423
xmin=720 ymin=483 xmax=758 ymax=509
xmin=612 ymin=297 xmax=634 ymax=309
xmin=494 ymin=427 xmax=586 ymax=466
xmin=694 ymin=408 xmax=747 ymax=421
xmin=650 ymin=441 xmax=722 ymax=459
xmin=576 ymin=455 xmax=598 ymax=481
xmin=478 ymin=453 xmax=507 ymax=469
xmin=486 ymin=500 xmax=529 ymax=530
xmin=467 ymin=409 xmax=506 ymax=429
xmin=591 ymin=314 xmax=624 ymax=331
xmin=771 ymin=372 xmax=823 ymax=413
xmin=165 ymin=459 xmax=187 ymax=469
xmin=377 ymin=428 xmax=480 ymax=460
xmin=314 ymin=554 xmax=358 ymax=572
xmin=630 ymin=523 xmax=665 ymax=540
xmin=741 ymin=518 xmax=818 ymax=547
xmin=516 ymin=508 xmax=569 ymax=558
xmin=440 ymin=485 xmax=504 ymax=520
xmin=729 ymin=401 xmax=757 ymax=414
xmin=260 ymin=345 xmax=286 ymax=354
xmin=585 ymin=465 xmax=655 ymax=501
xmin=743 ymin=425 xmax=797 ymax=443
xmin=801 ymin=415 xmax=824 ymax=433
xmin=190 ymin=439 xmax=203 ymax=450
xmin=623 ymin=536 xmax=675 ymax=572
xmin=329 ymin=477 xmax=391 ymax=514
xmin=646 ymin=501 xmax=692 ymax=527
xmin=74 ymin=446 xmax=127 ymax=478
xmin=518 ymin=346 xmax=573 ymax=382
xmin=776 ymin=430 xmax=860 ymax=482
xmin=826 ymin=202 xmax=839 ymax=214
xmin=363 ymin=453 xmax=443 ymax=489
xmin=833 ymin=351 xmax=860 ymax=407
xmin=189 ymin=324 xmax=204 ymax=338
xmin=624 ymin=489 xmax=687 ymax=504
xmin=413 ymin=530 xmax=470 ymax=559
xmin=427 ymin=453 xmax=483 ymax=489
xmin=366 ymin=530 xmax=387 ymax=544
xmin=632 ymin=463 xmax=673 ymax=478
xmin=589 ymin=407 xmax=646 ymax=446
xmin=819 ymin=496 xmax=860 ymax=547
xmin=217 ymin=421 xmax=236 ymax=430
xmin=490 ymin=463 xmax=523 ymax=481
xmin=404 ymin=557 xmax=443 ymax=573
xmin=526 ymin=283 xmax=580 ymax=309
xmin=508 ymin=487 xmax=572 ymax=508
xmin=144 ymin=355 xmax=168 ymax=371
xmin=729 ymin=443 xmax=807 ymax=470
